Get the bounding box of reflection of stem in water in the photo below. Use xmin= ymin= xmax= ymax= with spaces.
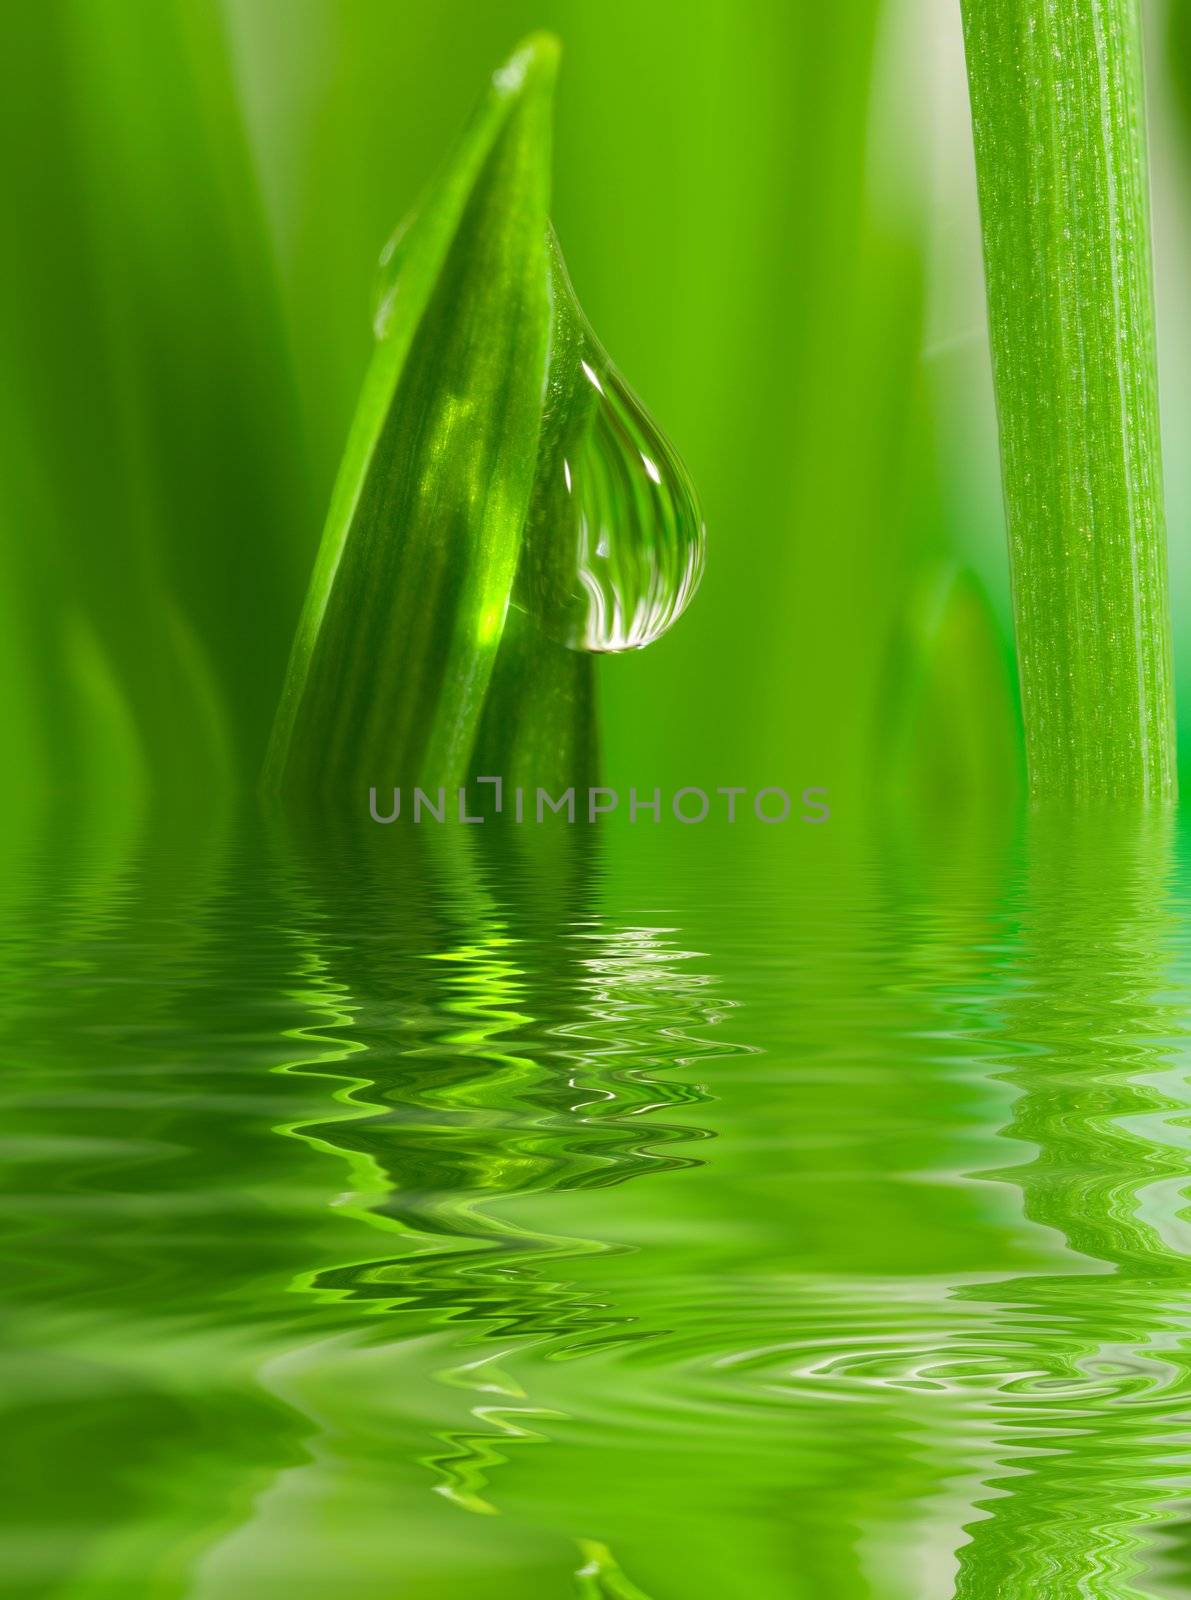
xmin=954 ymin=815 xmax=1191 ymax=1599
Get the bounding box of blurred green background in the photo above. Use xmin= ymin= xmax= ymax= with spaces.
xmin=7 ymin=0 xmax=1191 ymax=823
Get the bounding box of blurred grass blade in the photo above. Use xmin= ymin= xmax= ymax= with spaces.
xmin=1168 ymin=0 xmax=1191 ymax=128
xmin=0 ymin=3 xmax=237 ymax=800
xmin=265 ymin=37 xmax=559 ymax=801
xmin=960 ymin=0 xmax=1176 ymax=803
xmin=61 ymin=0 xmax=313 ymax=773
xmin=879 ymin=564 xmax=1022 ymax=816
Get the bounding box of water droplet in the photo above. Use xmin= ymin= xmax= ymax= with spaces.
xmin=515 ymin=230 xmax=706 ymax=653
xmin=372 ymin=218 xmax=414 ymax=339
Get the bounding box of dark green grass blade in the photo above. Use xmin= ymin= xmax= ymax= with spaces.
xmin=0 ymin=3 xmax=232 ymax=798
xmin=960 ymin=0 xmax=1176 ymax=804
xmin=0 ymin=0 xmax=309 ymax=795
xmin=265 ymin=37 xmax=559 ymax=803
xmin=62 ymin=0 xmax=313 ymax=773
xmin=879 ymin=564 xmax=1022 ymax=817
xmin=473 ymin=606 xmax=598 ymax=799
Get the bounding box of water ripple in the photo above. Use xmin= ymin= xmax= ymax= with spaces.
xmin=5 ymin=818 xmax=1191 ymax=1597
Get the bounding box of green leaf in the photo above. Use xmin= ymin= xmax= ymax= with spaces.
xmin=265 ymin=36 xmax=560 ymax=802
xmin=960 ymin=0 xmax=1176 ymax=803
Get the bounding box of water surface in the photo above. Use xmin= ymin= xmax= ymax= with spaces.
xmin=4 ymin=811 xmax=1191 ymax=1598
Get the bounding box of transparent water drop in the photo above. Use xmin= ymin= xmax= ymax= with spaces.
xmin=515 ymin=230 xmax=706 ymax=653
xmin=372 ymin=217 xmax=414 ymax=339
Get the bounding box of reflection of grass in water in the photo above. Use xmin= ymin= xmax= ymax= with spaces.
xmin=279 ymin=831 xmax=725 ymax=1297
xmin=953 ymin=815 xmax=1191 ymax=1599
xmin=16 ymin=808 xmax=1191 ymax=1596
xmin=0 ymin=809 xmax=309 ymax=1600
xmin=575 ymin=1539 xmax=657 ymax=1599
xmin=219 ymin=826 xmax=735 ymax=1589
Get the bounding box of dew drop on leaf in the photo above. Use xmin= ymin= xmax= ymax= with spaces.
xmin=372 ymin=217 xmax=414 ymax=339
xmin=515 ymin=230 xmax=706 ymax=652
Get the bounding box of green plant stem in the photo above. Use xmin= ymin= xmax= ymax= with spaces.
xmin=960 ymin=0 xmax=1176 ymax=803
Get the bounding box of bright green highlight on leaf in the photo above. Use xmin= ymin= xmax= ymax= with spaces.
xmin=265 ymin=35 xmax=705 ymax=804
xmin=960 ymin=0 xmax=1176 ymax=805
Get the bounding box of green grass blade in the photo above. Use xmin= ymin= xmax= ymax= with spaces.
xmin=879 ymin=564 xmax=1022 ymax=817
xmin=265 ymin=36 xmax=559 ymax=802
xmin=1169 ymin=0 xmax=1191 ymax=127
xmin=473 ymin=606 xmax=598 ymax=798
xmin=960 ymin=0 xmax=1176 ymax=803
xmin=0 ymin=4 xmax=231 ymax=799
xmin=61 ymin=0 xmax=313 ymax=773
xmin=0 ymin=0 xmax=309 ymax=797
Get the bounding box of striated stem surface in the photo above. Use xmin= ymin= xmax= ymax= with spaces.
xmin=961 ymin=0 xmax=1176 ymax=802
